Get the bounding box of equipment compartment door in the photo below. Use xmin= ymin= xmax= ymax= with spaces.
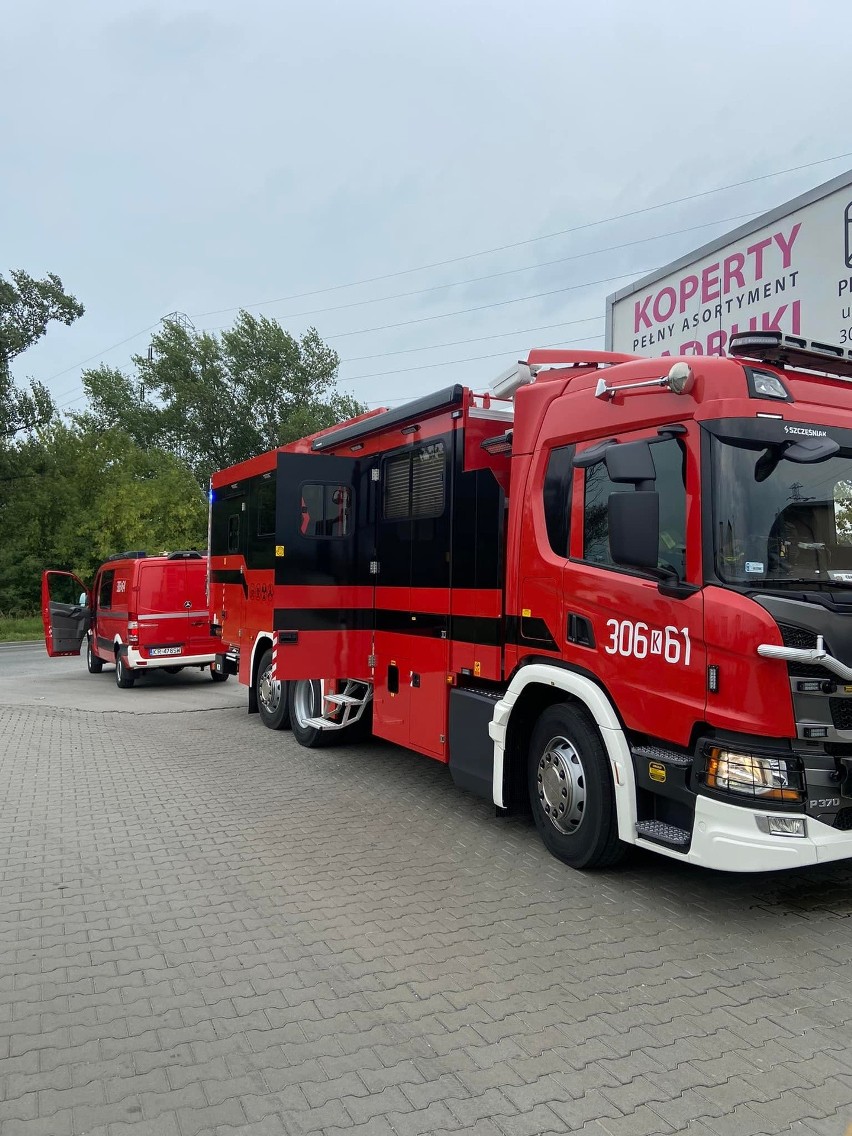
xmin=273 ymin=452 xmax=374 ymax=681
xmin=41 ymin=571 xmax=89 ymax=657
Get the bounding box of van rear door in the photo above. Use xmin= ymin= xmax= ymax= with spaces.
xmin=136 ymin=560 xmax=190 ymax=657
xmin=41 ymin=571 xmax=89 ymax=656
xmin=183 ymin=558 xmax=216 ymax=655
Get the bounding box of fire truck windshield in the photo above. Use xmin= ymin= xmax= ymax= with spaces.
xmin=710 ymin=425 xmax=852 ymax=588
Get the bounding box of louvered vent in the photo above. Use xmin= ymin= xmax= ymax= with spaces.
xmin=383 ymin=456 xmax=410 ymax=520
xmin=412 ymin=445 xmax=445 ymax=518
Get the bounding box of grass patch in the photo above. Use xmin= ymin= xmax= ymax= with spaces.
xmin=0 ymin=615 xmax=42 ymax=642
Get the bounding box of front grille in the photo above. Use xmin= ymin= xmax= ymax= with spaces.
xmin=833 ymin=808 xmax=852 ymax=831
xmin=781 ymin=624 xmax=818 ymax=650
xmin=779 ymin=624 xmax=828 ymax=679
xmin=830 ymin=699 xmax=852 ymax=731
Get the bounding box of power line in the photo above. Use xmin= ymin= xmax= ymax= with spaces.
xmin=322 ymin=267 xmax=653 ymax=341
xmin=191 ymin=151 xmax=852 ymax=318
xmin=197 ymin=211 xmax=758 ymax=328
xmin=340 ymin=315 xmax=604 ymax=363
xmin=45 ymin=324 xmax=159 ymax=388
xmin=340 ymin=333 xmax=605 ymax=386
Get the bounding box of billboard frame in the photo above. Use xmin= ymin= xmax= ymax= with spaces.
xmin=604 ymin=167 xmax=852 ymax=350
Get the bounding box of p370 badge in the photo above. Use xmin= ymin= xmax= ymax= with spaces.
xmin=808 ymin=797 xmax=840 ymax=810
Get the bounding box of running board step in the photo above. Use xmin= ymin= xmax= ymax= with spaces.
xmin=324 ymin=693 xmax=363 ymax=706
xmin=632 ymin=744 xmax=692 ymax=768
xmin=300 ymin=715 xmax=350 ymax=731
xmin=635 ymin=820 xmax=691 ymax=849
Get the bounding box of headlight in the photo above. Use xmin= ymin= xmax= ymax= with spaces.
xmin=705 ymin=747 xmax=804 ymax=802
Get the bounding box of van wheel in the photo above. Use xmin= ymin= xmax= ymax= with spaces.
xmin=86 ymin=638 xmax=103 ymax=674
xmin=256 ymin=649 xmax=289 ymax=729
xmin=115 ymin=651 xmax=135 ymax=689
xmin=210 ymin=665 xmax=229 ymax=683
xmin=289 ymin=680 xmax=336 ymax=748
xmin=528 ymin=703 xmax=623 ymax=869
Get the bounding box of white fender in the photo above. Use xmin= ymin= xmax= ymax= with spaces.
xmin=488 ymin=663 xmax=638 ymax=844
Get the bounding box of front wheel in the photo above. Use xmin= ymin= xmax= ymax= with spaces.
xmin=256 ymin=649 xmax=289 ymax=729
xmin=86 ymin=638 xmax=103 ymax=674
xmin=528 ymin=703 xmax=623 ymax=869
xmin=115 ymin=651 xmax=135 ymax=689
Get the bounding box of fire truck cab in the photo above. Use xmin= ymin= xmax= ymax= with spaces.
xmin=42 ymin=550 xmax=227 ymax=688
xmin=210 ymin=333 xmax=852 ymax=873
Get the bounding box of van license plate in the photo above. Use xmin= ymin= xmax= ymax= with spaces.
xmin=150 ymin=647 xmax=182 ymax=656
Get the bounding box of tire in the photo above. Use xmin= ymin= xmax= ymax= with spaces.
xmin=528 ymin=703 xmax=623 ymax=869
xmin=255 ymin=649 xmax=289 ymax=729
xmin=115 ymin=650 xmax=136 ymax=689
xmin=210 ymin=665 xmax=229 ymax=683
xmin=288 ymin=679 xmax=334 ymax=748
xmin=86 ymin=637 xmax=104 ymax=674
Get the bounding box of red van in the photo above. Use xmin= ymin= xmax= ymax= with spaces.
xmin=41 ymin=550 xmax=228 ymax=689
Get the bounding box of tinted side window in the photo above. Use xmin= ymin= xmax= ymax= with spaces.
xmin=256 ymin=478 xmax=275 ymax=536
xmin=300 ymin=484 xmax=352 ymax=538
xmin=582 ymin=438 xmax=686 ymax=571
xmin=99 ymin=570 xmax=115 ymax=610
xmin=228 ymin=515 xmax=240 ymax=553
xmin=543 ymin=445 xmax=575 ymax=557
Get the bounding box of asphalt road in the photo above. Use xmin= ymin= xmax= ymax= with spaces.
xmin=2 ymin=642 xmax=852 ymax=1136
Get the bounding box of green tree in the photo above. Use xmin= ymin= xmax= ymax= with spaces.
xmin=0 ymin=269 xmax=84 ymax=438
xmin=79 ymin=312 xmax=365 ymax=487
xmin=0 ymin=422 xmax=206 ymax=611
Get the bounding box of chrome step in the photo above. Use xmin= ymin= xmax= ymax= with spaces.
xmin=635 ymin=820 xmax=691 ymax=849
xmin=632 ymin=744 xmax=692 ymax=768
xmin=324 ymin=693 xmax=362 ymax=706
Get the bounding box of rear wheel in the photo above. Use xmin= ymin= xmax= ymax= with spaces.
xmin=256 ymin=649 xmax=289 ymax=729
xmin=528 ymin=703 xmax=623 ymax=869
xmin=115 ymin=650 xmax=135 ymax=689
xmin=86 ymin=637 xmax=103 ymax=674
xmin=289 ymin=679 xmax=334 ymax=748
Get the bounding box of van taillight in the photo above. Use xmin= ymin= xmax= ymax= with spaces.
xmin=128 ymin=618 xmax=139 ymax=645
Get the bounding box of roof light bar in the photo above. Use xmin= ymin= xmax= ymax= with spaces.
xmin=728 ymin=332 xmax=852 ymax=379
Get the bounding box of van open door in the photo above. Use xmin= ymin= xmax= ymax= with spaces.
xmin=41 ymin=570 xmax=90 ymax=657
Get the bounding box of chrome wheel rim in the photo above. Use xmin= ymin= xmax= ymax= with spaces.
xmin=293 ymin=680 xmax=318 ymax=728
xmin=258 ymin=664 xmax=281 ymax=715
xmin=537 ymin=734 xmax=586 ymax=835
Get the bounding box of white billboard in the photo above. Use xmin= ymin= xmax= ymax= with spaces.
xmin=606 ymin=170 xmax=852 ymax=358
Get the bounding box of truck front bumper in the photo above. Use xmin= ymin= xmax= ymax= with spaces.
xmin=671 ymin=795 xmax=852 ymax=872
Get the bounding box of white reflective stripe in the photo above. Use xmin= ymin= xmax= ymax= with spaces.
xmin=137 ymin=612 xmax=206 ymax=621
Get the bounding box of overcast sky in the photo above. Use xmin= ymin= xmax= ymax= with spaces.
xmin=4 ymin=0 xmax=852 ymax=417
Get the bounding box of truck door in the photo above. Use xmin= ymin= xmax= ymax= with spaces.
xmin=41 ymin=571 xmax=89 ymax=657
xmin=373 ymin=436 xmax=453 ymax=759
xmin=569 ymin=428 xmax=706 ymax=746
xmin=272 ymin=452 xmax=373 ymax=681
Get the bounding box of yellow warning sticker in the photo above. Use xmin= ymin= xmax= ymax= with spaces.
xmin=275 ymin=545 xmax=285 ymax=557
xmin=522 ymin=608 xmax=531 ymax=618
xmin=648 ymin=762 xmax=667 ymax=783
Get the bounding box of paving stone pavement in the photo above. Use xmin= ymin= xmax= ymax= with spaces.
xmin=3 ymin=671 xmax=852 ymax=1135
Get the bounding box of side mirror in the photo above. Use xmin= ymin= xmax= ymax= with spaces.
xmin=609 ymin=491 xmax=660 ymax=570
xmin=605 ymin=440 xmax=656 ymax=483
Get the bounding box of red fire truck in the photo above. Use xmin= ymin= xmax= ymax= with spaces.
xmin=209 ymin=331 xmax=852 ymax=873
